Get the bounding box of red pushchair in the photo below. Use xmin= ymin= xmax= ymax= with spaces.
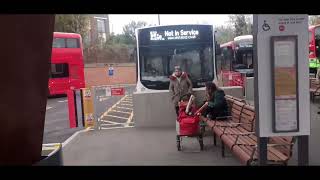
xmin=176 ymin=95 xmax=206 ymax=151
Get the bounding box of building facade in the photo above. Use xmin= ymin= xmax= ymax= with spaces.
xmin=87 ymin=14 xmax=110 ymax=44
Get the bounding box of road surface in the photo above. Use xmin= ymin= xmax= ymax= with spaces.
xmin=43 ymin=95 xmax=80 ymax=144
xmin=43 ymin=86 xmax=136 ymax=144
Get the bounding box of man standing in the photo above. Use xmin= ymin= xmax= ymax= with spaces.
xmin=169 ymin=66 xmax=193 ymax=116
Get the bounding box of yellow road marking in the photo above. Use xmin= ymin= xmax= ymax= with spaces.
xmin=121 ymin=101 xmax=132 ymax=103
xmin=119 ymin=103 xmax=133 ymax=106
xmin=104 ymin=114 xmax=128 ymax=120
xmin=100 ymin=120 xmax=125 ymax=124
xmin=100 ymin=126 xmax=134 ymax=130
xmin=116 ymin=106 xmax=133 ymax=110
xmin=125 ymin=112 xmax=134 ymax=127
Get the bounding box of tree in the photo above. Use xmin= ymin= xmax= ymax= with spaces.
xmin=54 ymin=15 xmax=90 ymax=40
xmin=245 ymin=15 xmax=253 ymax=35
xmin=215 ymin=25 xmax=235 ymax=44
xmin=229 ymin=14 xmax=252 ymax=36
xmin=309 ymin=15 xmax=320 ymax=25
xmin=106 ymin=33 xmax=132 ymax=46
xmin=122 ymin=21 xmax=148 ymax=44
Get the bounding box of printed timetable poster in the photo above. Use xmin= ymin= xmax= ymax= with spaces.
xmin=271 ymin=36 xmax=299 ymax=132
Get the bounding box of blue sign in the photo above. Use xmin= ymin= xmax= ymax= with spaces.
xmin=108 ymin=67 xmax=114 ymax=76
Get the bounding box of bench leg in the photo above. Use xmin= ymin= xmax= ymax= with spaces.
xmin=213 ymin=133 xmax=217 ymax=146
xmin=221 ymin=142 xmax=225 ymax=158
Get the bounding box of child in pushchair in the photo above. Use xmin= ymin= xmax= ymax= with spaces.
xmin=176 ymin=94 xmax=207 ymax=151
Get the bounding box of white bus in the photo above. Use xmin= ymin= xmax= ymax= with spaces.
xmin=133 ymin=24 xmax=222 ymax=128
xmin=135 ymin=24 xmax=220 ymax=93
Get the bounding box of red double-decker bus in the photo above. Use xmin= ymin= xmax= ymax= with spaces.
xmin=216 ymin=35 xmax=253 ymax=87
xmin=48 ymin=32 xmax=85 ymax=96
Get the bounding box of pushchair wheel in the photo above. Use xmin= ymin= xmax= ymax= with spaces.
xmin=176 ymin=135 xmax=181 ymax=151
xmin=200 ymin=141 xmax=204 ymax=151
xmin=200 ymin=121 xmax=206 ymax=136
xmin=199 ymin=135 xmax=204 ymax=151
xmin=177 ymin=141 xmax=181 ymax=151
xmin=200 ymin=126 xmax=205 ymax=135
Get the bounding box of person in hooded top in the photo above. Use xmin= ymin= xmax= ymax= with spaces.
xmin=169 ymin=65 xmax=193 ymax=116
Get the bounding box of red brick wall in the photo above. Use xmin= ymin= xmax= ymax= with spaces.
xmin=84 ymin=63 xmax=136 ymax=87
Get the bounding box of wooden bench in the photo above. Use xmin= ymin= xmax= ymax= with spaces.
xmin=310 ymin=78 xmax=320 ymax=102
xmin=219 ymin=104 xmax=255 ymax=157
xmin=202 ymin=95 xmax=295 ymax=166
xmin=200 ymin=95 xmax=245 ymax=135
xmin=202 ymin=99 xmax=245 ymax=146
xmin=225 ymin=95 xmax=247 ymax=105
xmin=231 ymin=136 xmax=295 ymax=165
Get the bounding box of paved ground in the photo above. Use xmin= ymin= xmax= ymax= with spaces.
xmin=61 ymin=98 xmax=320 ymax=166
xmin=46 ymin=84 xmax=320 ymax=165
xmin=297 ymin=99 xmax=320 ymax=165
xmin=62 ymin=127 xmax=240 ymax=165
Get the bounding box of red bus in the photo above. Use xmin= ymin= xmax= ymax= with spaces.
xmin=216 ymin=35 xmax=253 ymax=87
xmin=309 ymin=25 xmax=320 ymax=74
xmin=48 ymin=32 xmax=85 ymax=96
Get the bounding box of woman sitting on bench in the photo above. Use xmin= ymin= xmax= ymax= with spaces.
xmin=202 ymin=82 xmax=230 ymax=120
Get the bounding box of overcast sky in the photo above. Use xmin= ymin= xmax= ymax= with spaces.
xmin=109 ymin=14 xmax=232 ymax=34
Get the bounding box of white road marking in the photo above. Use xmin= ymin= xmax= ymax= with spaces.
xmin=62 ymin=127 xmax=91 ymax=148
xmin=110 ymin=110 xmax=131 ymax=114
xmin=58 ymin=100 xmax=68 ymax=103
xmin=46 ymin=106 xmax=53 ymax=110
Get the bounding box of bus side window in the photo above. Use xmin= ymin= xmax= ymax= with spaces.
xmin=53 ymin=38 xmax=66 ymax=48
xmin=66 ymin=38 xmax=80 ymax=48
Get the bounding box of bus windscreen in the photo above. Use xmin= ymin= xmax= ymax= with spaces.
xmin=137 ymin=25 xmax=215 ymax=90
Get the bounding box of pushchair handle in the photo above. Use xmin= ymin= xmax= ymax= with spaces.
xmin=195 ymin=102 xmax=208 ymax=116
